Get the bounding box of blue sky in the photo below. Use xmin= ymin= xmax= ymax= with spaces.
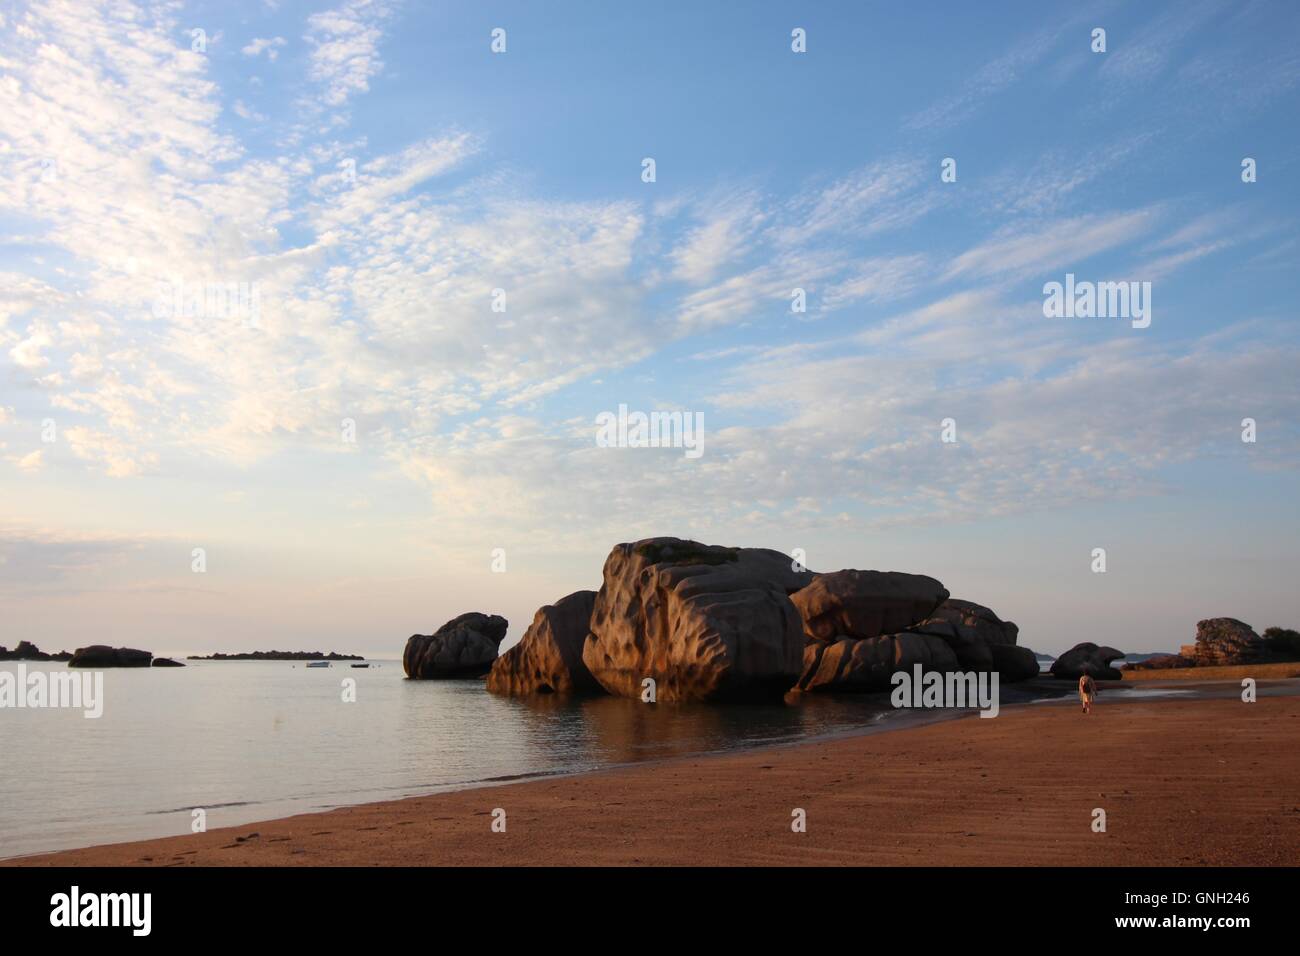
xmin=1 ymin=0 xmax=1298 ymax=657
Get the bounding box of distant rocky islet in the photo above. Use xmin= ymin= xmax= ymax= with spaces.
xmin=0 ymin=645 xmax=364 ymax=668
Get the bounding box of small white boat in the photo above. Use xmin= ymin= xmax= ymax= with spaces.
xmin=305 ymin=661 xmax=331 ymax=668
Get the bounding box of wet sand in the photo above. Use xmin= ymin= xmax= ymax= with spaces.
xmin=11 ymin=694 xmax=1300 ymax=867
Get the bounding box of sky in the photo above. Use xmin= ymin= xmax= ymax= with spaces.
xmin=1 ymin=0 xmax=1298 ymax=658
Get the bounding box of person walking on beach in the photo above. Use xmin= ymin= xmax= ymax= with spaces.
xmin=1078 ymin=673 xmax=1097 ymax=715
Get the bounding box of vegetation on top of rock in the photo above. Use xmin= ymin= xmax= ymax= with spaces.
xmin=634 ymin=541 xmax=739 ymax=566
xmin=1263 ymin=627 xmax=1300 ymax=657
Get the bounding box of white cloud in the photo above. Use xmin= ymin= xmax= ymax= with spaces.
xmin=232 ymin=100 xmax=267 ymax=122
xmin=669 ymin=191 xmax=766 ymax=285
xmin=774 ymin=158 xmax=937 ymax=247
xmin=242 ymin=36 xmax=286 ymax=60
xmin=904 ymin=21 xmax=1076 ymax=132
xmin=819 ymin=255 xmax=929 ymax=314
xmin=64 ymin=427 xmax=158 ymax=478
xmin=944 ymin=208 xmax=1162 ymax=283
xmin=0 ymin=0 xmax=1294 ymax=561
xmin=9 ymin=326 xmax=52 ymax=369
xmin=14 ymin=449 xmax=43 ymax=473
xmin=304 ymin=0 xmax=391 ymax=108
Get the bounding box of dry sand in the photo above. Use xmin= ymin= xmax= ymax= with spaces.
xmin=1121 ymin=661 xmax=1300 ymax=681
xmin=11 ymin=696 xmax=1299 ymax=867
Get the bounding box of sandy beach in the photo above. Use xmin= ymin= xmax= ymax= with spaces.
xmin=12 ymin=693 xmax=1299 ymax=867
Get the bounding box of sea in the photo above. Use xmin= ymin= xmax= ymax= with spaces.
xmin=0 ymin=659 xmax=1066 ymax=859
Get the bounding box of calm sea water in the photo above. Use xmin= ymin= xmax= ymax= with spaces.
xmin=0 ymin=660 xmax=1007 ymax=859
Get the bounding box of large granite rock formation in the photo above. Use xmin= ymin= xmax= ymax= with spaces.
xmin=403 ymin=612 xmax=508 ymax=679
xmin=1183 ymin=618 xmax=1265 ymax=666
xmin=582 ymin=538 xmax=814 ymax=702
xmin=789 ymin=570 xmax=949 ymax=642
xmin=487 ymin=590 xmax=600 ymax=696
xmin=795 ymin=631 xmax=959 ymax=693
xmin=68 ymin=645 xmax=153 ymax=668
xmin=1050 ymin=642 xmax=1126 ymax=680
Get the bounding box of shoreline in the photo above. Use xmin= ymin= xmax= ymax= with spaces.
xmin=10 ymin=689 xmax=1299 ymax=867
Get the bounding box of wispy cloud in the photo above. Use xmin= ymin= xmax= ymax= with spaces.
xmin=242 ymin=36 xmax=286 ymax=61
xmin=304 ymin=0 xmax=392 ymax=108
xmin=943 ymin=208 xmax=1162 ymax=282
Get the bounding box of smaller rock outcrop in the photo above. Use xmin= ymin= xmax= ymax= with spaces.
xmin=152 ymin=657 xmax=185 ymax=667
xmin=404 ymin=612 xmax=508 ymax=679
xmin=0 ymin=641 xmax=52 ymax=661
xmin=187 ymin=650 xmax=363 ymax=661
xmin=1183 ymin=618 xmax=1265 ymax=666
xmin=1050 ymin=642 xmax=1126 ymax=680
xmin=68 ymin=645 xmax=153 ymax=668
xmin=988 ymin=643 xmax=1040 ymax=682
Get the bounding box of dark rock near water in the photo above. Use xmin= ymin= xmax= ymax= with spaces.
xmin=0 ymin=641 xmax=73 ymax=661
xmin=488 ymin=590 xmax=599 ymax=696
xmin=68 ymin=645 xmax=153 ymax=668
xmin=404 ymin=612 xmax=509 ymax=679
xmin=152 ymin=657 xmax=185 ymax=667
xmin=0 ymin=641 xmax=57 ymax=661
xmin=988 ymin=643 xmax=1040 ymax=682
xmin=1050 ymin=642 xmax=1126 ymax=680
